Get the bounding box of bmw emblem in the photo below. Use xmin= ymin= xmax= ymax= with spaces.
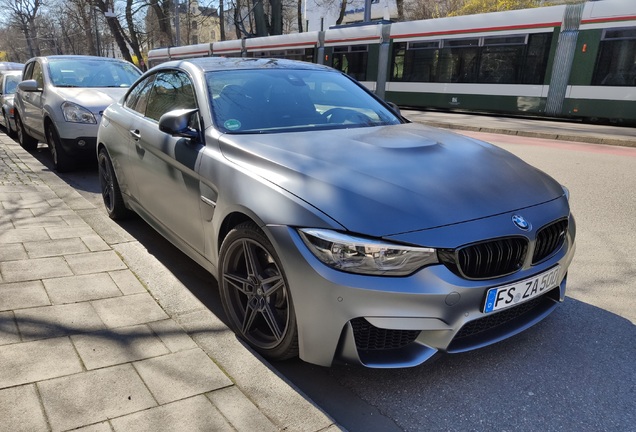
xmin=512 ymin=214 xmax=530 ymax=231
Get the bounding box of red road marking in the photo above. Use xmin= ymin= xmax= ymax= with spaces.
xmin=459 ymin=131 xmax=636 ymax=158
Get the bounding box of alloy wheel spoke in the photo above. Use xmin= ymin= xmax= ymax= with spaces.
xmin=242 ymin=240 xmax=262 ymax=279
xmin=261 ymin=274 xmax=284 ymax=296
xmin=241 ymin=302 xmax=258 ymax=335
xmin=260 ymin=303 xmax=284 ymax=342
xmin=224 ymin=272 xmax=251 ymax=295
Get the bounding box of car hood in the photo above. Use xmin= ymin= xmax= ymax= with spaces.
xmin=219 ymin=123 xmax=564 ymax=236
xmin=55 ymin=87 xmax=128 ymax=112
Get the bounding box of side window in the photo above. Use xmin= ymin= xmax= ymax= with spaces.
xmin=145 ymin=71 xmax=197 ymax=122
xmin=124 ymin=74 xmax=156 ymax=115
xmin=22 ymin=62 xmax=34 ymax=81
xmin=32 ymin=62 xmax=44 ymax=88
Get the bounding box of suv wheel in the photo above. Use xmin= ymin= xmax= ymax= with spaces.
xmin=46 ymin=124 xmax=75 ymax=172
xmin=15 ymin=114 xmax=38 ymax=151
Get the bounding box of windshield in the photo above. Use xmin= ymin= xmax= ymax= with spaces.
xmin=48 ymin=58 xmax=141 ymax=88
xmin=206 ymin=68 xmax=401 ymax=133
xmin=4 ymin=74 xmax=21 ymax=94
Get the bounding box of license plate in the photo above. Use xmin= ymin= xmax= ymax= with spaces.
xmin=483 ymin=266 xmax=561 ymax=313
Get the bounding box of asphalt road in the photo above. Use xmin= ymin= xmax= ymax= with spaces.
xmin=7 ymin=125 xmax=635 ymax=432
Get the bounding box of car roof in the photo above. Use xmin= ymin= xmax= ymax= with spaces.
xmin=0 ymin=62 xmax=24 ymax=71
xmin=159 ymin=57 xmax=333 ymax=73
xmin=29 ymin=55 xmax=132 ymax=64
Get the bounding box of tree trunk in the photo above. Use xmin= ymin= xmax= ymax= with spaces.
xmin=253 ymin=0 xmax=268 ymax=37
xmin=269 ymin=0 xmax=282 ymax=35
xmin=297 ymin=0 xmax=303 ymax=32
xmin=219 ymin=0 xmax=225 ymax=40
xmin=336 ymin=0 xmax=347 ymax=25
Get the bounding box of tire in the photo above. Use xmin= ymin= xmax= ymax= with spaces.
xmin=97 ymin=147 xmax=130 ymax=220
xmin=2 ymin=112 xmax=15 ymax=137
xmin=15 ymin=113 xmax=38 ymax=151
xmin=219 ymin=222 xmax=299 ymax=361
xmin=46 ymin=124 xmax=75 ymax=172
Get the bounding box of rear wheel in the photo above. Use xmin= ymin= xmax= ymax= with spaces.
xmin=2 ymin=111 xmax=15 ymax=137
xmin=97 ymin=148 xmax=130 ymax=220
xmin=15 ymin=113 xmax=38 ymax=151
xmin=46 ymin=124 xmax=74 ymax=172
xmin=219 ymin=222 xmax=299 ymax=361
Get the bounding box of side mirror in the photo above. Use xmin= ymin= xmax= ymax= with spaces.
xmin=159 ymin=108 xmax=200 ymax=140
xmin=386 ymin=101 xmax=401 ymax=117
xmin=18 ymin=79 xmax=40 ymax=92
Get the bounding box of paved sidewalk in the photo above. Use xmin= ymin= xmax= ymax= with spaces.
xmin=0 ymin=133 xmax=342 ymax=432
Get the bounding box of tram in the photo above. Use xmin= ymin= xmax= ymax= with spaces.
xmin=148 ymin=0 xmax=636 ymax=124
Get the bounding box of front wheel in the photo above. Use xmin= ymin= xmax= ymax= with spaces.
xmin=47 ymin=124 xmax=75 ymax=172
xmin=219 ymin=222 xmax=299 ymax=361
xmin=97 ymin=148 xmax=130 ymax=220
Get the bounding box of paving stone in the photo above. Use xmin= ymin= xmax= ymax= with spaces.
xmin=81 ymin=234 xmax=111 ymax=252
xmin=0 ymin=280 xmax=50 ymax=312
xmin=62 ymin=213 xmax=90 ymax=227
xmin=24 ymin=237 xmax=89 ymax=258
xmin=0 ymin=384 xmax=49 ymax=432
xmin=45 ymin=225 xmax=95 ymax=239
xmin=65 ymin=250 xmax=127 ymax=275
xmin=147 ymin=319 xmax=198 ymax=353
xmin=43 ymin=273 xmax=122 ymax=304
xmin=91 ymin=293 xmax=169 ymax=328
xmin=207 ymin=386 xmax=279 ymax=432
xmin=1 ymin=198 xmax=52 ymax=209
xmin=70 ymin=422 xmax=113 ymax=432
xmin=0 ymin=243 xmax=28 ymax=261
xmin=12 ymin=215 xmax=70 ymax=228
xmin=108 ymin=269 xmax=146 ymax=295
xmin=0 ymin=256 xmax=73 ymax=283
xmin=15 ymin=303 xmax=106 ymax=341
xmin=1 ymin=206 xmax=36 ymax=219
xmin=72 ymin=324 xmax=169 ymax=370
xmin=30 ymin=206 xmax=75 ymax=218
xmin=0 ymin=337 xmax=82 ymax=389
xmin=0 ymin=311 xmax=20 ymax=346
xmin=134 ymin=348 xmax=232 ymax=404
xmin=110 ymin=395 xmax=233 ymax=432
xmin=38 ymin=364 xmax=157 ymax=432
xmin=0 ymin=227 xmax=49 ymax=244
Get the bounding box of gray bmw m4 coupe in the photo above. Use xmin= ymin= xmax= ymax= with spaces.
xmin=97 ymin=57 xmax=575 ymax=368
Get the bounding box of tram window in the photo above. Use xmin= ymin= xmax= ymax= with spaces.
xmin=409 ymin=41 xmax=440 ymax=50
xmin=332 ymin=45 xmax=368 ymax=81
xmin=521 ymin=33 xmax=552 ymax=84
xmin=444 ymin=38 xmax=479 ymax=48
xmin=479 ymin=44 xmax=524 ymax=83
xmin=438 ymin=46 xmax=478 ymax=83
xmin=483 ymin=35 xmax=527 ymax=46
xmin=592 ymin=27 xmax=636 ymax=87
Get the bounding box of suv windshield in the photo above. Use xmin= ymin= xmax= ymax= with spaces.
xmin=48 ymin=58 xmax=141 ymax=88
xmin=207 ymin=68 xmax=401 ymax=133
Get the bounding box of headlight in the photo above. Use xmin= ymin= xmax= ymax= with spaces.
xmin=298 ymin=228 xmax=438 ymax=276
xmin=61 ymin=101 xmax=97 ymax=124
xmin=562 ymin=185 xmax=570 ymax=201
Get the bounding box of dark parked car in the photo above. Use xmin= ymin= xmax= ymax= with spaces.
xmin=14 ymin=55 xmax=141 ymax=171
xmin=97 ymin=57 xmax=576 ymax=368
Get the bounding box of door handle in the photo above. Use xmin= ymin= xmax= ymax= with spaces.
xmin=129 ymin=129 xmax=141 ymax=140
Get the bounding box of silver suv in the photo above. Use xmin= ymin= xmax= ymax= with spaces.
xmin=14 ymin=55 xmax=141 ymax=171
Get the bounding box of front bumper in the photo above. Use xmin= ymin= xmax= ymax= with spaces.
xmin=266 ymin=199 xmax=576 ymax=368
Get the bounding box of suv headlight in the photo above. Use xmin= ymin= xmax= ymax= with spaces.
xmin=61 ymin=101 xmax=97 ymax=124
xmin=298 ymin=228 xmax=438 ymax=276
